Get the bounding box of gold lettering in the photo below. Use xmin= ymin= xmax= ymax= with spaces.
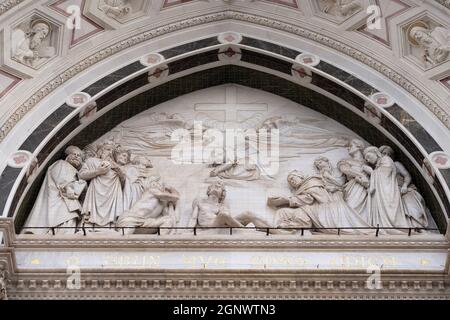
xmin=182 ymin=255 xmax=227 ymax=268
xmin=383 ymin=256 xmax=397 ymax=267
xmin=249 ymin=255 xmax=308 ymax=268
xmin=103 ymin=255 xmax=161 ymax=267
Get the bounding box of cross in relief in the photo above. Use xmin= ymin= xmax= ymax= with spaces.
xmin=194 ymin=86 xmax=268 ymax=122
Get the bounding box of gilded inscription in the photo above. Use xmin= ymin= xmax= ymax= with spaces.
xmin=104 ymin=255 xmax=161 ymax=268
xmin=182 ymin=255 xmax=227 ymax=268
xmin=329 ymin=255 xmax=398 ymax=268
xmin=250 ymin=255 xmax=309 ymax=268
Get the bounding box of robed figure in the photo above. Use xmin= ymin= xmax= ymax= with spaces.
xmin=23 ymin=146 xmax=86 ymax=234
xmin=268 ymin=170 xmax=370 ymax=235
xmin=79 ymin=142 xmax=124 ymax=227
xmin=338 ymin=139 xmax=372 ymax=223
xmin=364 ymin=147 xmax=410 ymax=233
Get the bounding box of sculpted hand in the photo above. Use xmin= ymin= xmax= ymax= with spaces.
xmin=356 ymin=175 xmax=369 ymax=188
xmin=361 ymin=177 xmax=370 ymax=189
xmin=210 ymin=168 xmax=219 ymax=177
xmin=100 ymin=160 xmax=111 ymax=168
xmin=112 ymin=166 xmax=125 ymax=177
xmin=23 ymin=49 xmax=34 ymax=59
xmin=65 ymin=187 xmax=76 ymax=200
xmin=267 ymin=196 xmax=289 ymax=207
xmin=165 ymin=186 xmax=177 ymax=194
xmin=362 ymin=165 xmax=373 ymax=175
xmin=401 ymin=186 xmax=408 ymax=195
xmin=97 ymin=166 xmax=109 ymax=176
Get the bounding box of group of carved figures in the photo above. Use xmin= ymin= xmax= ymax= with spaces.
xmin=25 ymin=141 xmax=179 ymax=235
xmin=188 ymin=139 xmax=430 ymax=236
xmin=267 ymin=140 xmax=429 ymax=235
xmin=24 ymin=138 xmax=429 ymax=236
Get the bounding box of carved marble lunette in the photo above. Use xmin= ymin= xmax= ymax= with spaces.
xmin=21 ymin=85 xmax=433 ymax=236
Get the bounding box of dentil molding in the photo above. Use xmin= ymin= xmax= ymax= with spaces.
xmin=0 ymin=10 xmax=449 ymax=143
xmin=4 ymin=274 xmax=450 ymax=300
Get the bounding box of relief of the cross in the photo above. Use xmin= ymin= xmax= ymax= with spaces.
xmin=194 ymin=86 xmax=268 ymax=122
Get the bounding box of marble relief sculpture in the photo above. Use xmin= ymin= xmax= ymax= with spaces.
xmin=117 ymin=180 xmax=180 ymax=235
xmin=22 ymin=86 xmax=433 ymax=236
xmin=11 ymin=19 xmax=55 ymax=68
xmin=315 ymin=156 xmax=346 ymax=194
xmin=210 ymin=160 xmax=260 ymax=181
xmin=337 ymin=139 xmax=372 ymax=222
xmin=363 ymin=147 xmax=411 ymax=233
xmin=23 ymin=146 xmax=87 ymax=234
xmin=320 ymin=0 xmax=361 ymax=17
xmin=83 ymin=144 xmax=98 ymax=159
xmin=379 ymin=146 xmax=428 ymax=229
xmin=188 ymin=181 xmax=274 ymax=233
xmin=123 ymin=156 xmax=160 ymax=211
xmin=268 ymin=167 xmax=371 ymax=235
xmin=257 ymin=116 xmax=350 ymax=156
xmin=100 ymin=0 xmax=131 ymax=19
xmin=408 ymin=23 xmax=450 ymax=65
xmin=23 ymin=139 xmax=432 ymax=235
xmin=79 ymin=141 xmax=125 ymax=228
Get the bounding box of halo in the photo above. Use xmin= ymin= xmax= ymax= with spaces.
xmin=30 ymin=19 xmax=52 ymax=33
xmin=406 ymin=21 xmax=429 ymax=46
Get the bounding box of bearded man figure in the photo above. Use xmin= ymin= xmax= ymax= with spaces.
xmin=409 ymin=24 xmax=450 ymax=65
xmin=12 ymin=20 xmax=54 ymax=68
xmin=23 ymin=146 xmax=87 ymax=234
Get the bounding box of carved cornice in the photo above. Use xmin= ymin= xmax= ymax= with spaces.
xmin=11 ymin=237 xmax=450 ymax=249
xmin=0 ymin=0 xmax=26 ymax=16
xmin=1 ymin=10 xmax=449 ymax=143
xmin=5 ymin=275 xmax=450 ymax=300
xmin=2 ymin=224 xmax=449 ymax=299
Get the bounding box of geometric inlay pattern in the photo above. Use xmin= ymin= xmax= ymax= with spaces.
xmin=0 ymin=69 xmax=21 ymax=99
xmin=49 ymin=0 xmax=104 ymax=47
xmin=357 ymin=0 xmax=413 ymax=47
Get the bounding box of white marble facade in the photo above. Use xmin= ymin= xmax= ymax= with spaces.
xmin=22 ymin=85 xmax=436 ymax=236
